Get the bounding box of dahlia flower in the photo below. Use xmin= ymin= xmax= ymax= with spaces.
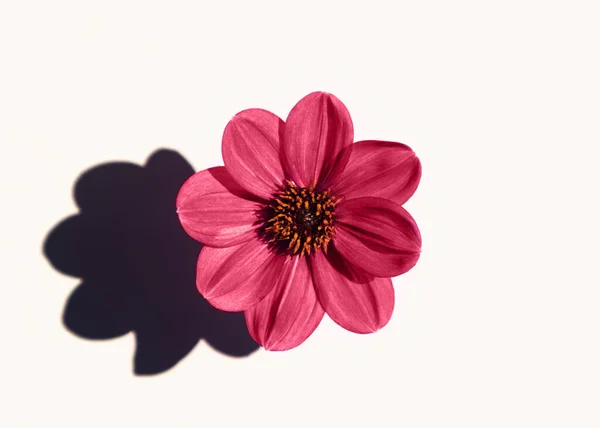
xmin=177 ymin=92 xmax=421 ymax=351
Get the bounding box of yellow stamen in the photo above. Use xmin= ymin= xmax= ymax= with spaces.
xmin=262 ymin=182 xmax=338 ymax=255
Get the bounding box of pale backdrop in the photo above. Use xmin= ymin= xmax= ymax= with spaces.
xmin=1 ymin=1 xmax=599 ymax=427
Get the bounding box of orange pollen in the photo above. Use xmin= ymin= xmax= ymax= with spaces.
xmin=263 ymin=181 xmax=341 ymax=256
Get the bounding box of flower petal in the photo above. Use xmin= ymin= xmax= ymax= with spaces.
xmin=283 ymin=92 xmax=353 ymax=188
xmin=311 ymin=248 xmax=394 ymax=334
xmin=176 ymin=167 xmax=262 ymax=248
xmin=222 ymin=108 xmax=286 ymax=199
xmin=196 ymin=238 xmax=283 ymax=312
xmin=245 ymin=256 xmax=324 ymax=351
xmin=334 ymin=197 xmax=421 ymax=277
xmin=332 ymin=140 xmax=422 ymax=205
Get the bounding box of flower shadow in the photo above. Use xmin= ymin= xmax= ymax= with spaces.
xmin=43 ymin=149 xmax=258 ymax=375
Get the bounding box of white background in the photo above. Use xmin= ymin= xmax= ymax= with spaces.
xmin=1 ymin=1 xmax=599 ymax=427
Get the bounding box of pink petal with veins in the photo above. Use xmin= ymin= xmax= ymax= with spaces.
xmin=245 ymin=256 xmax=324 ymax=351
xmin=283 ymin=92 xmax=353 ymax=188
xmin=335 ymin=197 xmax=421 ymax=278
xmin=176 ymin=167 xmax=261 ymax=248
xmin=196 ymin=239 xmax=283 ymax=311
xmin=222 ymin=108 xmax=286 ymax=200
xmin=332 ymin=140 xmax=421 ymax=205
xmin=311 ymin=248 xmax=394 ymax=334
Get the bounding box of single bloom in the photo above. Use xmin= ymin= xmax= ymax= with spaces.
xmin=177 ymin=92 xmax=422 ymax=351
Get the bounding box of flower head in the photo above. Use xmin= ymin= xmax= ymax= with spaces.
xmin=177 ymin=92 xmax=422 ymax=351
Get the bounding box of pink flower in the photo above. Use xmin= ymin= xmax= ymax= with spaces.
xmin=177 ymin=92 xmax=422 ymax=351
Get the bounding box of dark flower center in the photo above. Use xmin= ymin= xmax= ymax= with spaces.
xmin=262 ymin=181 xmax=340 ymax=256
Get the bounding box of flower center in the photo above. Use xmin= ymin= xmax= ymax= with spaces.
xmin=263 ymin=181 xmax=340 ymax=256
